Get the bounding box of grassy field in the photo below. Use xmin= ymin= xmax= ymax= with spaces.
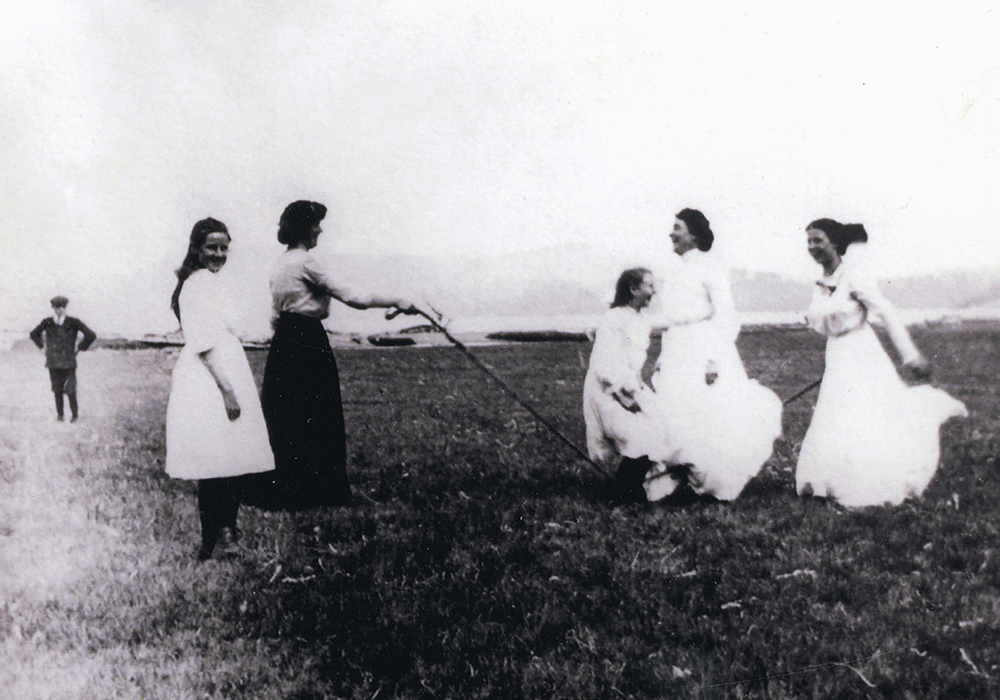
xmin=0 ymin=324 xmax=997 ymax=699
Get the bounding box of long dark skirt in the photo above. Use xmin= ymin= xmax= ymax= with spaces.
xmin=245 ymin=313 xmax=352 ymax=510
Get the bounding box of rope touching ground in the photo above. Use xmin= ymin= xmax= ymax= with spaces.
xmin=399 ymin=308 xmax=613 ymax=479
xmin=394 ymin=308 xmax=824 ymax=476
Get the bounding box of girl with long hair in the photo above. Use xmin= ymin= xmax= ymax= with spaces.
xmin=165 ymin=218 xmax=274 ymax=560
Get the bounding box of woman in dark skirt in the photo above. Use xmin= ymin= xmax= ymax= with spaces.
xmin=248 ymin=200 xmax=422 ymax=510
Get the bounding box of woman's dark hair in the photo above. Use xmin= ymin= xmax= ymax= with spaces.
xmin=676 ymin=208 xmax=714 ymax=252
xmin=611 ymin=267 xmax=652 ymax=308
xmin=278 ymin=200 xmax=327 ymax=246
xmin=170 ymin=217 xmax=230 ymax=321
xmin=808 ymin=218 xmax=868 ymax=256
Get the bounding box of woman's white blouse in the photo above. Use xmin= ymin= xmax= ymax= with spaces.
xmin=179 ymin=269 xmax=235 ymax=353
xmin=806 ymin=245 xmax=920 ymax=363
xmin=589 ymin=306 xmax=652 ymax=396
xmin=658 ymin=249 xmax=739 ymax=343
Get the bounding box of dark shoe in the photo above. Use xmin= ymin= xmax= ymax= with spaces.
xmin=70 ymin=415 xmax=79 ymax=423
xmin=666 ymin=463 xmax=694 ymax=481
xmin=196 ymin=542 xmax=215 ymax=562
xmin=612 ymin=457 xmax=653 ymax=505
xmin=659 ymin=482 xmax=701 ymax=507
xmin=197 ymin=529 xmax=226 ymax=561
xmin=217 ymin=526 xmax=241 ymax=554
xmin=56 ymin=415 xmax=65 ymax=422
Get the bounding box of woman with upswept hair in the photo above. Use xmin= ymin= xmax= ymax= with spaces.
xmin=245 ymin=200 xmax=424 ymax=510
xmin=644 ymin=208 xmax=782 ymax=502
xmin=165 ymin=217 xmax=274 ymax=560
xmin=795 ymin=217 xmax=967 ymax=507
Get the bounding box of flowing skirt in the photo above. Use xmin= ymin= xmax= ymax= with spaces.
xmin=165 ymin=334 xmax=274 ymax=480
xmin=646 ymin=323 xmax=783 ymax=501
xmin=796 ymin=324 xmax=967 ymax=507
xmin=244 ymin=313 xmax=352 ymax=510
xmin=583 ymin=373 xmax=677 ymax=466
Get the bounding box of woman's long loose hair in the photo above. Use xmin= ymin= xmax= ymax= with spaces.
xmin=171 ymin=218 xmax=229 ymax=321
xmin=611 ymin=267 xmax=652 ymax=308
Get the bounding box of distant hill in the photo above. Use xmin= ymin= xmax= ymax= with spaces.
xmin=480 ymin=265 xmax=1000 ymax=318
xmin=731 ymin=270 xmax=811 ymax=312
xmin=878 ymin=267 xmax=1000 ymax=309
xmin=4 ymin=254 xmax=997 ymax=341
xmin=731 ymin=265 xmax=1000 ymax=313
xmin=411 ymin=264 xmax=1000 ymax=326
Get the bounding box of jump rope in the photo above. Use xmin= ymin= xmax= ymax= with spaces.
xmin=384 ymin=312 xmax=959 ymax=690
xmin=392 ymin=307 xmax=822 ymax=480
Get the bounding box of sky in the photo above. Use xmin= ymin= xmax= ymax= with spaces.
xmin=1 ymin=0 xmax=998 ymax=338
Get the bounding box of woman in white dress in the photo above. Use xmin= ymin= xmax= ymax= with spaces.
xmin=166 ymin=218 xmax=274 ymax=560
xmin=584 ymin=268 xmax=678 ymax=503
xmin=645 ymin=208 xmax=783 ymax=501
xmin=795 ymin=218 xmax=967 ymax=507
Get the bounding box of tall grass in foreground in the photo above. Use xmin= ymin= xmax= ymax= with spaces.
xmin=1 ymin=326 xmax=998 ymax=698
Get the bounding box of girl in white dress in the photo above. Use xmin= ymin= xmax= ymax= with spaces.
xmin=645 ymin=209 xmax=783 ymax=501
xmin=795 ymin=218 xmax=967 ymax=507
xmin=584 ymin=268 xmax=679 ymax=502
xmin=166 ymin=218 xmax=274 ymax=560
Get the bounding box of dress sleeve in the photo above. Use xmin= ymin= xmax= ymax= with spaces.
xmin=589 ymin=312 xmax=642 ymax=394
xmin=302 ymin=253 xmax=406 ymax=309
xmin=804 ymin=283 xmax=831 ymax=335
xmin=701 ymin=262 xmax=740 ymax=344
xmin=179 ymin=272 xmax=229 ymax=354
xmin=845 ymin=262 xmax=921 ymax=364
xmin=661 ymin=301 xmax=708 ymax=326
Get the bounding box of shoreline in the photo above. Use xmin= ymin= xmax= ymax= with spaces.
xmin=3 ymin=316 xmax=997 ymax=353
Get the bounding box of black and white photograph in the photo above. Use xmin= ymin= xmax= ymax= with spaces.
xmin=1 ymin=1 xmax=998 ymax=697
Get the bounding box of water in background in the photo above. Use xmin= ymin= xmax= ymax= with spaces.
xmin=447 ymin=307 xmax=1000 ymax=334
xmin=3 ymin=307 xmax=997 ymax=351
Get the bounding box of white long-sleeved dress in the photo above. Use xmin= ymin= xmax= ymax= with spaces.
xmin=583 ymin=306 xmax=675 ymax=467
xmin=647 ymin=249 xmax=783 ymax=501
xmin=795 ymin=246 xmax=967 ymax=507
xmin=165 ymin=269 xmax=274 ymax=480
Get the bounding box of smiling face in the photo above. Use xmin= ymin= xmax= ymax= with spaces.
xmin=629 ymin=272 xmax=655 ymax=310
xmin=806 ymin=227 xmax=840 ymax=273
xmin=197 ymin=231 xmax=230 ymax=273
xmin=670 ymin=218 xmax=698 ymax=255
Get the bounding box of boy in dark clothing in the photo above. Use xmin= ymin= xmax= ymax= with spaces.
xmin=29 ymin=296 xmax=97 ymax=422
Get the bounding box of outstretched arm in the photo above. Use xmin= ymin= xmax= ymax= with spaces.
xmin=303 ymin=256 xmax=420 ymax=313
